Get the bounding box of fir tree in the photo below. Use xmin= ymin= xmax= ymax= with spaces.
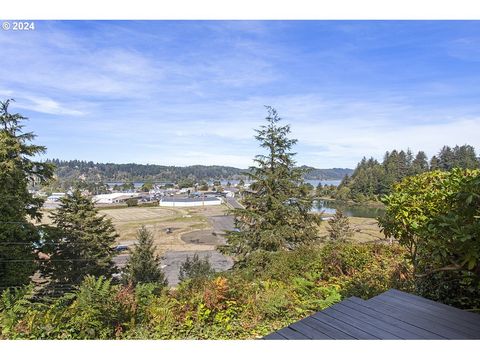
xmin=123 ymin=226 xmax=167 ymax=286
xmin=438 ymin=146 xmax=455 ymax=170
xmin=430 ymin=155 xmax=440 ymax=170
xmin=0 ymin=100 xmax=54 ymax=288
xmin=223 ymin=107 xmax=321 ymax=260
xmin=327 ymin=210 xmax=354 ymax=243
xmin=452 ymin=145 xmax=479 ymax=169
xmin=178 ymin=253 xmax=215 ymax=283
xmin=411 ymin=151 xmax=429 ymax=175
xmin=41 ymin=190 xmax=119 ymax=286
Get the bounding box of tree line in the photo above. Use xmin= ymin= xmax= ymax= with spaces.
xmin=335 ymin=145 xmax=479 ymax=202
xmin=45 ymin=160 xmax=352 ymax=190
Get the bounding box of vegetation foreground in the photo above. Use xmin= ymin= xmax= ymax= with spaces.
xmin=0 ymin=242 xmax=409 ymax=339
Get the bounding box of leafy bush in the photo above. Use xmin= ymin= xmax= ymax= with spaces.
xmin=380 ymin=168 xmax=480 ymax=309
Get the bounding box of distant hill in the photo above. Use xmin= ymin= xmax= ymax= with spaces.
xmin=47 ymin=159 xmax=353 ymax=182
xmin=300 ymin=166 xmax=354 ymax=180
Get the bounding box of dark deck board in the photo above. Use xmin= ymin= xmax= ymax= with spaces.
xmin=344 ymin=297 xmax=445 ymax=339
xmin=276 ymin=326 xmax=310 ymax=340
xmin=301 ymin=316 xmax=356 ymax=339
xmin=264 ymin=290 xmax=480 ymax=340
xmin=375 ymin=292 xmax=480 ymax=334
xmin=371 ymin=294 xmax=480 ymax=338
xmin=329 ymin=300 xmax=428 ymax=339
xmin=321 ymin=306 xmax=402 ymax=339
xmin=288 ymin=321 xmax=334 ymax=339
xmin=365 ymin=298 xmax=475 ymax=339
xmin=310 ymin=311 xmax=380 ymax=339
xmin=384 ymin=289 xmax=480 ymax=330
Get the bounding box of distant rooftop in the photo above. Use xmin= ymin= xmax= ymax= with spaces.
xmin=160 ymin=197 xmax=221 ymax=203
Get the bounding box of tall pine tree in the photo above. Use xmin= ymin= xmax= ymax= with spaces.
xmin=223 ymin=107 xmax=321 ymax=260
xmin=0 ymin=99 xmax=54 ymax=288
xmin=123 ymin=226 xmax=167 ymax=287
xmin=41 ymin=190 xmax=118 ymax=286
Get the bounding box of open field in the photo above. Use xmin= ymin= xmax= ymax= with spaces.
xmin=318 ymin=216 xmax=386 ymax=243
xmin=39 ymin=204 xmax=232 ymax=255
xmin=41 ymin=206 xmax=384 ymax=247
xmin=98 ymin=205 xmax=231 ymax=255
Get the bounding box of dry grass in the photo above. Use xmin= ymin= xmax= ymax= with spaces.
xmin=99 ymin=205 xmax=229 ymax=255
xmin=39 ymin=205 xmax=384 ymax=254
xmin=38 ymin=204 xmax=230 ymax=256
xmin=318 ymin=216 xmax=386 ymax=243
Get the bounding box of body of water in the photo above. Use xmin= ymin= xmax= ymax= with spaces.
xmin=312 ymin=199 xmax=385 ymax=219
xmin=305 ymin=179 xmax=342 ymax=187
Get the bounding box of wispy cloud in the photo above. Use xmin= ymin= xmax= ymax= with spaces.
xmin=1 ymin=21 xmax=479 ymax=168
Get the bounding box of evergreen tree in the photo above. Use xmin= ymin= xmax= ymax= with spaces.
xmin=316 ymin=183 xmax=323 ymax=197
xmin=452 ymin=145 xmax=479 ymax=169
xmin=411 ymin=151 xmax=429 ymax=175
xmin=123 ymin=226 xmax=167 ymax=286
xmin=41 ymin=190 xmax=119 ymax=286
xmin=223 ymin=107 xmax=321 ymax=260
xmin=327 ymin=210 xmax=354 ymax=243
xmin=0 ymin=100 xmax=54 ymax=288
xmin=178 ymin=253 xmax=215 ymax=283
xmin=438 ymin=146 xmax=455 ymax=170
xmin=430 ymin=155 xmax=440 ymax=170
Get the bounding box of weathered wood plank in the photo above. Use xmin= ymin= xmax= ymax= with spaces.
xmin=264 ymin=290 xmax=480 ymax=340
xmin=310 ymin=311 xmax=380 ymax=339
xmin=329 ymin=301 xmax=427 ymax=339
xmin=276 ymin=326 xmax=310 ymax=340
xmin=373 ymin=293 xmax=480 ymax=338
xmin=365 ymin=298 xmax=475 ymax=339
xmin=384 ymin=289 xmax=480 ymax=330
xmin=344 ymin=297 xmax=445 ymax=339
xmin=321 ymin=306 xmax=402 ymax=339
xmin=289 ymin=321 xmax=333 ymax=339
xmin=301 ymin=316 xmax=356 ymax=339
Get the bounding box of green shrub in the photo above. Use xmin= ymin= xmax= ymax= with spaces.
xmin=178 ymin=254 xmax=216 ymax=284
xmin=0 ymin=242 xmax=411 ymax=339
xmin=126 ymin=198 xmax=138 ymax=207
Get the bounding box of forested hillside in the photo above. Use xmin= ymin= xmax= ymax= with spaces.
xmin=301 ymin=166 xmax=353 ymax=180
xmin=336 ymin=145 xmax=480 ymax=201
xmin=47 ymin=159 xmax=352 ymax=183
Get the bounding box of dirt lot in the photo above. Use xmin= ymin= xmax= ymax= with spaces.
xmin=99 ymin=205 xmax=231 ymax=255
xmin=318 ymin=216 xmax=386 ymax=243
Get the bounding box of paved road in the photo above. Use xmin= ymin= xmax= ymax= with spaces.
xmin=226 ymin=197 xmax=244 ymax=209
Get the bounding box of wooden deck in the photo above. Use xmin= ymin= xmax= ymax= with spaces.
xmin=264 ymin=289 xmax=480 ymax=339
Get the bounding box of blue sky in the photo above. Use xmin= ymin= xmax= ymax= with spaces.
xmin=1 ymin=20 xmax=480 ymax=168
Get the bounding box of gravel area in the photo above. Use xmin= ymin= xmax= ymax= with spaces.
xmin=161 ymin=250 xmax=234 ymax=286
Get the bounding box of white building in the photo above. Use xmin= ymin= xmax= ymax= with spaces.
xmin=159 ymin=197 xmax=222 ymax=207
xmin=92 ymin=192 xmax=140 ymax=204
xmin=46 ymin=192 xmax=66 ymax=202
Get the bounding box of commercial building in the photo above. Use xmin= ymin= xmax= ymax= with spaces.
xmin=159 ymin=196 xmax=222 ymax=207
xmin=92 ymin=192 xmax=140 ymax=204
